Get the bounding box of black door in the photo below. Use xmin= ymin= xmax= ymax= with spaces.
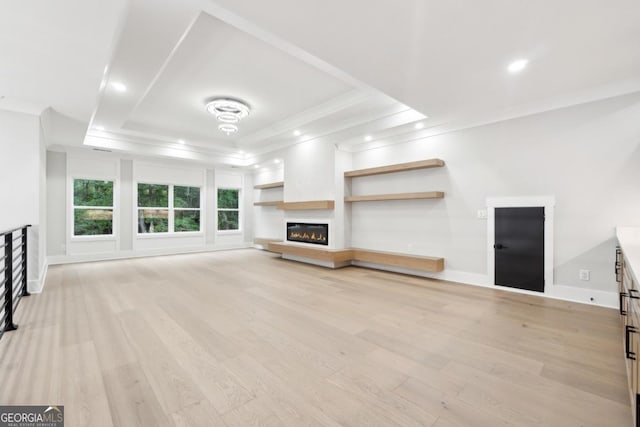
xmin=495 ymin=207 xmax=545 ymax=292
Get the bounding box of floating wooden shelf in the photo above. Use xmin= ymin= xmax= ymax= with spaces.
xmin=254 ymin=181 xmax=284 ymax=190
xmin=344 ymin=159 xmax=444 ymax=178
xmin=352 ymin=248 xmax=444 ymax=272
xmin=254 ymin=237 xmax=282 ymax=248
xmin=267 ymin=243 xmax=444 ymax=273
xmin=253 ymin=200 xmax=283 ymax=206
xmin=345 ymin=191 xmax=444 ymax=203
xmin=277 ymin=200 xmax=335 ymax=210
xmin=268 ymin=242 xmax=353 ymax=264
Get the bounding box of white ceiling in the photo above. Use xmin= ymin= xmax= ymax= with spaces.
xmin=0 ymin=0 xmax=127 ymax=120
xmin=3 ymin=0 xmax=640 ymax=165
xmin=125 ymin=13 xmax=354 ymax=144
xmin=208 ymin=0 xmax=640 ymax=122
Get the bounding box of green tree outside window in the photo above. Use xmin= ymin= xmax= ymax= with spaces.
xmin=217 ymin=188 xmax=240 ymax=230
xmin=73 ymin=179 xmax=114 ymax=236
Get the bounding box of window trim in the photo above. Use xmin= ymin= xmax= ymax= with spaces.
xmin=136 ymin=182 xmax=203 ymax=236
xmin=216 ymin=187 xmax=241 ymax=234
xmin=70 ymin=177 xmax=116 ymax=240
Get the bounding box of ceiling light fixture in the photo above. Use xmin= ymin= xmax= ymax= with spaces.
xmin=414 ymin=123 xmax=424 ymax=130
xmin=253 ymin=164 xmax=260 ymax=169
xmin=508 ymin=59 xmax=528 ymax=73
xmin=274 ymin=159 xmax=281 ymax=164
xmin=177 ymin=139 xmax=185 ymax=144
xmin=364 ymin=135 xmax=373 ymax=142
xmin=293 ymin=130 xmax=301 ymax=136
xmin=95 ymin=126 xmax=105 ymax=131
xmin=218 ymin=123 xmax=238 ymax=135
xmin=206 ymin=97 xmax=251 ymax=135
xmin=110 ymin=82 xmax=127 ymax=92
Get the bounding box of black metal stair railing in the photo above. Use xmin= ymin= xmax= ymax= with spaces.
xmin=0 ymin=225 xmax=31 ymax=341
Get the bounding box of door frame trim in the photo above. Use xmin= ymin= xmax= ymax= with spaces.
xmin=486 ymin=196 xmax=555 ymax=292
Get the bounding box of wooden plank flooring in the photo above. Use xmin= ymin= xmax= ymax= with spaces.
xmin=0 ymin=249 xmax=632 ymax=426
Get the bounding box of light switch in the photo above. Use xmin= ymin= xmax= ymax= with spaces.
xmin=477 ymin=209 xmax=488 ymax=219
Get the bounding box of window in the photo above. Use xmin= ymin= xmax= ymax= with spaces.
xmin=137 ymin=184 xmax=169 ymax=233
xmin=174 ymin=186 xmax=200 ymax=232
xmin=137 ymin=183 xmax=200 ymax=233
xmin=217 ymin=188 xmax=240 ymax=231
xmin=73 ymin=179 xmax=114 ymax=236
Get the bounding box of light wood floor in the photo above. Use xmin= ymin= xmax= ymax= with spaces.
xmin=0 ymin=249 xmax=632 ymax=426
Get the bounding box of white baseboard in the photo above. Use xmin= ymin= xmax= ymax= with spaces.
xmin=47 ymin=242 xmax=253 ymax=265
xmin=352 ymin=261 xmax=490 ymax=286
xmin=43 ymin=245 xmax=619 ymax=310
xmin=350 ymin=261 xmax=618 ymax=309
xmin=545 ymin=284 xmax=618 ymax=308
xmin=27 ymin=260 xmax=48 ymax=294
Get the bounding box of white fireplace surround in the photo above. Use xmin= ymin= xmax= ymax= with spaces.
xmin=284 ymin=219 xmax=335 ymax=249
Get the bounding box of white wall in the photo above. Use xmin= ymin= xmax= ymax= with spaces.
xmin=282 ymin=139 xmax=338 ymax=246
xmin=253 ymin=166 xmax=284 ymax=240
xmin=284 ymin=139 xmax=335 ymax=202
xmin=0 ymin=109 xmax=46 ymax=291
xmin=350 ymin=92 xmax=640 ymax=299
xmin=46 ymin=151 xmax=66 ymax=256
xmin=47 ymin=151 xmax=253 ymax=264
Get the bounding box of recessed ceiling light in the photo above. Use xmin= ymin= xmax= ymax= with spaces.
xmin=95 ymin=126 xmax=105 ymax=131
xmin=293 ymin=130 xmax=302 ymax=137
xmin=177 ymin=139 xmax=185 ymax=145
xmin=508 ymin=59 xmax=528 ymax=73
xmin=364 ymin=135 xmax=373 ymax=142
xmin=110 ymin=82 xmax=127 ymax=92
xmin=274 ymin=159 xmax=281 ymax=164
xmin=414 ymin=123 xmax=424 ymax=130
xmin=253 ymin=164 xmax=260 ymax=169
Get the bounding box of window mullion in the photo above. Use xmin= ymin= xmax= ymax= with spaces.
xmin=169 ymin=185 xmax=175 ymax=233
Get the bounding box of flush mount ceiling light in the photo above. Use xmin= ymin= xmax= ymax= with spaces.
xmin=508 ymin=59 xmax=528 ymax=73
xmin=206 ymin=98 xmax=251 ymax=135
xmin=364 ymin=135 xmax=373 ymax=142
xmin=293 ymin=130 xmax=302 ymax=136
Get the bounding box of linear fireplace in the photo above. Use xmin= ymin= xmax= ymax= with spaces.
xmin=287 ymin=222 xmax=328 ymax=246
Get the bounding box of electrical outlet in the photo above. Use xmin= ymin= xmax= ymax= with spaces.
xmin=477 ymin=209 xmax=488 ymax=219
xmin=579 ymin=269 xmax=590 ymax=281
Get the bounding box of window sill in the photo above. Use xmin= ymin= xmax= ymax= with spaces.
xmin=136 ymin=232 xmax=204 ymax=239
xmin=216 ymin=230 xmax=243 ymax=235
xmin=70 ymin=235 xmax=117 ymax=242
